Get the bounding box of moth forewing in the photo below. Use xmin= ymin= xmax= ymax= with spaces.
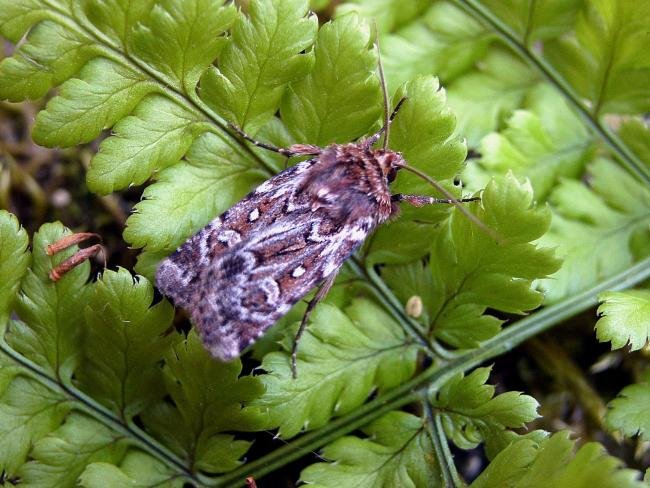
xmin=156 ymin=102 xmax=487 ymax=376
xmin=156 ymin=145 xmax=391 ymax=362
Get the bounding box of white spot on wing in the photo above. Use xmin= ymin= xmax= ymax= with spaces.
xmin=217 ymin=229 xmax=241 ymax=247
xmin=292 ymin=266 xmax=306 ymax=278
xmin=248 ymin=208 xmax=260 ymax=221
xmin=255 ymin=180 xmax=274 ymax=194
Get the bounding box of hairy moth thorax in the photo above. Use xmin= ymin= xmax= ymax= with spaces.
xmin=308 ymin=142 xmax=406 ymax=225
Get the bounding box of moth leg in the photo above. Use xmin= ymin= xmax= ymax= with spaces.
xmin=228 ymin=123 xmax=321 ymax=157
xmin=291 ymin=271 xmax=338 ymax=379
xmin=365 ymin=96 xmax=408 ymax=147
xmin=392 ymin=193 xmax=480 ymax=207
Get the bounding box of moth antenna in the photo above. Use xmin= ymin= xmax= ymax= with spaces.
xmin=375 ymin=36 xmax=391 ymax=150
xmin=399 ymin=164 xmax=503 ymax=243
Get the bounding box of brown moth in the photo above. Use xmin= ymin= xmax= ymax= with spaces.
xmin=156 ymin=48 xmax=483 ymax=377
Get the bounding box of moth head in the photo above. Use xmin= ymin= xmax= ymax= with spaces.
xmin=375 ymin=150 xmax=406 ymax=183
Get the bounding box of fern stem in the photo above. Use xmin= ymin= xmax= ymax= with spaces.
xmin=218 ymin=256 xmax=650 ymax=486
xmin=450 ymin=0 xmax=650 ymax=186
xmin=0 ymin=339 xmax=199 ymax=485
xmin=422 ymin=394 xmax=464 ymax=487
xmin=348 ymin=258 xmax=436 ymax=353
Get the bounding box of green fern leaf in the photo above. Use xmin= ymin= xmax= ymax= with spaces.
xmin=7 ymin=223 xmax=92 ymax=380
xmin=32 ymin=59 xmax=156 ymax=147
xmin=281 ymin=13 xmax=381 ymax=146
xmin=141 ymin=331 xmax=263 ymax=473
xmin=465 ymin=85 xmax=594 ymax=200
xmin=470 ymin=431 xmax=645 ymax=488
xmin=131 ymin=0 xmax=235 ymax=92
xmin=384 ymin=173 xmax=560 ymax=348
xmin=606 ymin=368 xmax=650 ymax=442
xmin=200 ymin=0 xmax=317 ymax=132
xmin=432 ymin=367 xmax=539 ymax=451
xmin=0 ymin=367 xmax=71 ymax=475
xmin=86 ymin=96 xmax=203 ymax=195
xmin=619 ymin=119 xmax=650 ymax=168
xmin=447 ymin=50 xmax=538 ymax=146
xmin=17 ymin=413 xmax=129 ymax=488
xmin=76 ymin=268 xmax=176 ymax=420
xmin=479 ymin=0 xmax=583 ymax=44
xmin=381 ymin=2 xmax=493 ymax=90
xmin=335 ymin=0 xmax=429 ymax=33
xmin=80 ymin=452 xmax=183 ymax=488
xmin=0 ymin=210 xmax=29 ymax=328
xmin=0 ymin=20 xmax=98 ymax=102
xmin=249 ymin=300 xmax=418 ymax=438
xmin=300 ymin=411 xmax=438 ymax=487
xmin=546 ymin=0 xmax=650 ymax=116
xmin=596 ymin=290 xmax=650 ymax=351
xmin=81 ymin=0 xmax=156 ymax=48
xmin=540 ymin=159 xmax=650 ymax=303
xmin=366 ymin=76 xmax=467 ymax=264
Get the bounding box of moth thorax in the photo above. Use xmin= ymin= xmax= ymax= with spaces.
xmin=374 ymin=150 xmax=405 ymax=181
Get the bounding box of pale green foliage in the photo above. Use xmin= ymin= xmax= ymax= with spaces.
xmin=382 ymin=2 xmax=494 ymax=90
xmin=480 ymin=0 xmax=584 ymax=44
xmin=433 ymin=368 xmax=539 ymax=451
xmin=546 ymin=0 xmax=650 ymax=115
xmin=142 ymin=331 xmax=263 ymax=473
xmin=201 ymin=0 xmax=317 ymax=132
xmin=0 ymin=368 xmax=71 ymax=473
xmin=300 ymin=411 xmax=439 ymax=487
xmin=18 ymin=414 xmax=129 ymax=488
xmin=447 ymin=50 xmax=539 ymax=146
xmin=540 ymin=159 xmax=650 ymax=303
xmin=620 ymin=119 xmax=650 ymax=168
xmin=606 ymin=369 xmax=650 ymax=442
xmin=0 ymin=216 xmax=261 ymax=481
xmin=77 ymin=268 xmax=176 ymax=419
xmin=596 ymin=290 xmax=650 ymax=351
xmin=367 ymin=77 xmax=468 ymax=264
xmin=86 ymin=97 xmax=202 ymax=195
xmin=383 ymin=174 xmax=560 ymax=347
xmin=79 ymin=451 xmax=184 ymax=488
xmin=335 ymin=0 xmax=430 ymax=33
xmin=0 ymin=0 xmax=649 ymax=485
xmin=470 ymin=432 xmax=645 ymax=488
xmin=465 ymin=85 xmax=594 ymax=200
xmin=281 ymin=13 xmax=381 ymax=145
xmin=8 ymin=223 xmax=92 ymax=381
xmin=0 ymin=211 xmax=29 ymax=329
xmin=249 ymin=300 xmax=418 ymax=438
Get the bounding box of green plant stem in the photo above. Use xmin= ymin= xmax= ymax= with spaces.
xmin=450 ymin=0 xmax=650 ymax=186
xmin=0 ymin=338 xmax=199 ymax=485
xmin=422 ymin=394 xmax=463 ymax=487
xmin=348 ymin=258 xmax=435 ymax=353
xmin=217 ymin=256 xmax=650 ymax=486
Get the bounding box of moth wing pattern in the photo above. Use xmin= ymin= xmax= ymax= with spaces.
xmin=156 ymin=158 xmax=317 ymax=309
xmin=193 ymin=213 xmax=374 ymax=360
xmin=157 ymin=144 xmax=393 ymax=361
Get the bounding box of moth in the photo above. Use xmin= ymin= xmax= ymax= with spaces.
xmin=156 ymin=58 xmax=483 ymax=377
